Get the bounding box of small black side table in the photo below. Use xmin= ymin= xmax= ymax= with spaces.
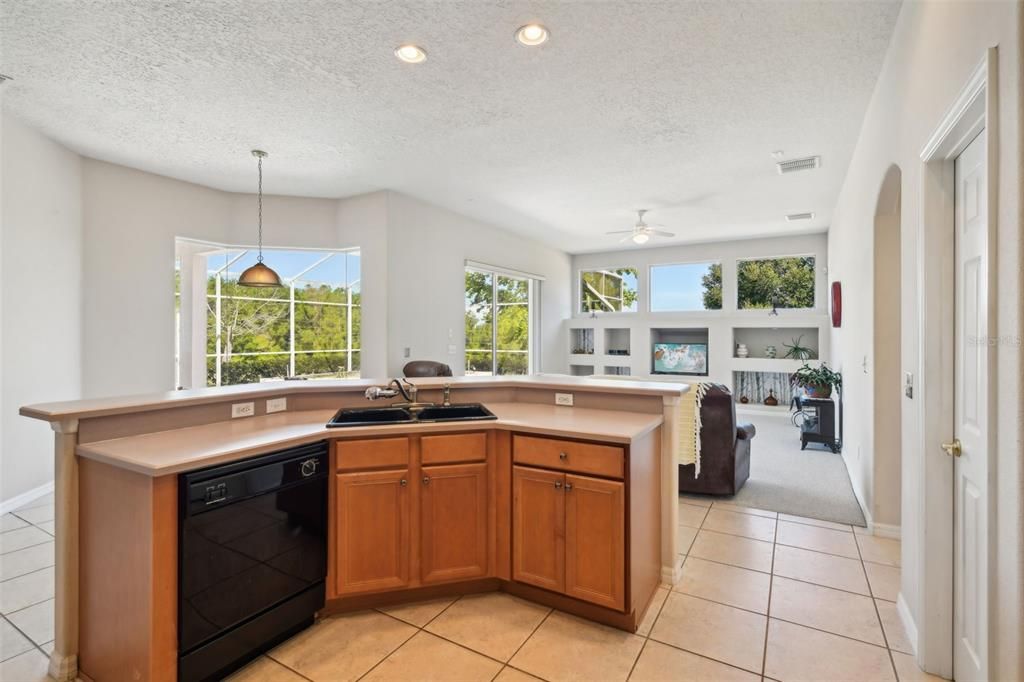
xmin=797 ymin=396 xmax=840 ymax=453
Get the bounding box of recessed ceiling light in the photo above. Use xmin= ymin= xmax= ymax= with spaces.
xmin=394 ymin=44 xmax=427 ymax=64
xmin=515 ymin=23 xmax=549 ymax=46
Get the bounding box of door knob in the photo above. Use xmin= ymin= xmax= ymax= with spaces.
xmin=554 ymin=481 xmax=562 ymax=489
xmin=941 ymin=439 xmax=963 ymax=457
xmin=559 ymin=452 xmax=568 ymax=460
xmin=422 ymin=476 xmax=431 ymax=485
xmin=564 ymin=482 xmax=573 ymax=492
xmin=400 ymin=478 xmax=407 ymax=487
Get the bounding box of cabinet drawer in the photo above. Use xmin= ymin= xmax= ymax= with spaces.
xmin=335 ymin=437 xmax=410 ymax=471
xmin=513 ymin=435 xmax=624 ymax=479
xmin=421 ymin=433 xmax=488 ymax=465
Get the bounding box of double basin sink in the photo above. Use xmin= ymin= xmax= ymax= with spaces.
xmin=326 ymin=403 xmax=496 ymax=428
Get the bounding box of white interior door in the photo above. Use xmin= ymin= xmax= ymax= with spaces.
xmin=953 ymin=128 xmax=988 ymax=682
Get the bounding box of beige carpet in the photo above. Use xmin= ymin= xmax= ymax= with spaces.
xmin=716 ymin=412 xmax=866 ymax=526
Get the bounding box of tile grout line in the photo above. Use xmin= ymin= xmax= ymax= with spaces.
xmin=761 ymin=506 xmax=780 ymax=677
xmin=355 ymin=594 xmax=470 ymax=681
xmin=854 ymin=532 xmax=902 ymax=681
xmin=0 ymin=611 xmax=50 ymax=664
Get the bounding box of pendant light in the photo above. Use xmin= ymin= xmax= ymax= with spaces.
xmin=238 ymin=150 xmax=283 ymax=287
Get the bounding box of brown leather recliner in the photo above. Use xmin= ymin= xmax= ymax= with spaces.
xmin=679 ymin=384 xmax=756 ymax=496
xmin=402 ymin=360 xmax=454 ymax=377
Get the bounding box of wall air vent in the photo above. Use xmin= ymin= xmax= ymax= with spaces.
xmin=785 ymin=212 xmax=815 ymax=222
xmin=776 ymin=155 xmax=821 ymax=174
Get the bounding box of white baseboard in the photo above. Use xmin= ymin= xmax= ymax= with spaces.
xmin=661 ymin=555 xmax=684 ymax=586
xmin=871 ymin=522 xmax=902 ymax=539
xmin=896 ymin=593 xmax=918 ymax=656
xmin=0 ymin=481 xmax=55 ymax=516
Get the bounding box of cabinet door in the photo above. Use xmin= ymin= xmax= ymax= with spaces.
xmin=420 ymin=463 xmax=489 ymax=584
xmin=512 ymin=466 xmax=565 ymax=593
xmin=564 ymin=474 xmax=625 ymax=610
xmin=335 ymin=469 xmax=410 ymax=595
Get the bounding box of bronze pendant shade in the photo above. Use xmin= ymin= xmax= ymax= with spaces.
xmin=238 ymin=150 xmax=283 ymax=288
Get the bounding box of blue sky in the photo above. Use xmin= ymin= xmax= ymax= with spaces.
xmin=650 ymin=263 xmax=716 ymax=311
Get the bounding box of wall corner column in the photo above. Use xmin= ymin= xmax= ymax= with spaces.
xmin=660 ymin=395 xmax=682 ymax=584
xmin=49 ymin=419 xmax=79 ymax=682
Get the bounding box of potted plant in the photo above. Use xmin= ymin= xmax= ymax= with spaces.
xmin=792 ymin=363 xmax=842 ymax=399
xmin=783 ymin=335 xmax=816 ymax=361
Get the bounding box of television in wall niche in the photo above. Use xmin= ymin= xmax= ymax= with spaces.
xmin=652 ymin=342 xmax=708 ymax=376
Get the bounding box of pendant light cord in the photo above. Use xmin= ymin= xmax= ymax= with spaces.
xmin=257 ymin=154 xmax=264 ymax=264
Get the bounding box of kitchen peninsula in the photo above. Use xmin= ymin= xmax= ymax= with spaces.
xmin=21 ymin=375 xmax=686 ymax=682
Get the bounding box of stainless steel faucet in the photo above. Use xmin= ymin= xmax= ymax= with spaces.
xmin=365 ymin=378 xmax=419 ymax=405
xmin=442 ymin=383 xmax=452 ymax=406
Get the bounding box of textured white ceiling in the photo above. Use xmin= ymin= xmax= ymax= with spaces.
xmin=0 ymin=1 xmax=900 ymax=253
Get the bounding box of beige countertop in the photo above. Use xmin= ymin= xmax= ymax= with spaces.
xmin=75 ymin=402 xmax=665 ymax=476
xmin=21 ymin=374 xmax=687 ymax=422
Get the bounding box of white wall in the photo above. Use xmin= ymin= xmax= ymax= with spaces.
xmin=1 ymin=115 xmax=83 ymax=503
xmin=571 ymin=233 xmax=830 ymax=386
xmin=827 ymin=1 xmax=1021 ymax=676
xmin=385 ymin=192 xmax=571 ymax=376
xmin=81 ymin=159 xmax=233 ymax=397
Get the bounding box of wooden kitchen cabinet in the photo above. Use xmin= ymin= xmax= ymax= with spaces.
xmin=512 ymin=465 xmax=566 ymax=593
xmin=420 ymin=462 xmax=489 ymax=583
xmin=564 ymin=473 xmax=625 ymax=610
xmin=335 ymin=468 xmax=411 ymax=595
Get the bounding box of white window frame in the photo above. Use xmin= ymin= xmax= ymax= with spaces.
xmin=464 ymin=263 xmax=538 ymax=376
xmin=577 ymin=267 xmax=640 ymax=315
xmin=648 ymin=260 xmax=724 ymax=313
xmin=735 ymin=253 xmax=818 ymax=312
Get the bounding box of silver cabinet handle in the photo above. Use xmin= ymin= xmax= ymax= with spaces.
xmin=565 ymin=482 xmax=573 ymax=491
xmin=554 ymin=481 xmax=562 ymax=489
xmin=400 ymin=478 xmax=407 ymax=487
xmin=423 ymin=476 xmax=431 ymax=485
xmin=559 ymin=451 xmax=568 ymax=460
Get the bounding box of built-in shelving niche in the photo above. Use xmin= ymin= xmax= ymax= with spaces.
xmin=570 ymin=364 xmax=595 ymax=377
xmin=732 ymin=327 xmax=819 ymax=361
xmin=570 ymin=328 xmax=595 ymax=355
xmin=604 ymin=328 xmax=631 ymax=357
xmin=649 ymin=327 xmax=710 ymax=376
xmin=603 ymin=366 xmax=630 ymax=376
xmin=733 ymin=371 xmax=793 ymax=407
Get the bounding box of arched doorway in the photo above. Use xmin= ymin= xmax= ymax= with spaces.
xmin=872 ymin=164 xmax=902 ymax=528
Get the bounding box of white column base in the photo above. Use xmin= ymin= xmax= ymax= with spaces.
xmin=47 ymin=652 xmax=78 ymax=682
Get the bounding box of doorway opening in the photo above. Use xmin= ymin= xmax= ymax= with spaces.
xmin=872 ymin=165 xmax=903 ymax=534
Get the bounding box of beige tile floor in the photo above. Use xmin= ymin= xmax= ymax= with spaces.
xmin=0 ymin=492 xmax=55 ymax=681
xmin=221 ymin=497 xmax=947 ymax=682
xmin=0 ymin=492 xmax=947 ymax=682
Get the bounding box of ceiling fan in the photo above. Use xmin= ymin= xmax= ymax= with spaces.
xmin=606 ymin=210 xmax=675 ymax=245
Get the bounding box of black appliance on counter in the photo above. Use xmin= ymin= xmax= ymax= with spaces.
xmin=178 ymin=441 xmax=328 ymax=681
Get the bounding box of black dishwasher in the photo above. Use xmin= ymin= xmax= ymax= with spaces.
xmin=178 ymin=441 xmax=328 ymax=682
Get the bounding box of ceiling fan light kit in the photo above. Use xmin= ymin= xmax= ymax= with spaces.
xmin=607 ymin=209 xmax=675 ymax=246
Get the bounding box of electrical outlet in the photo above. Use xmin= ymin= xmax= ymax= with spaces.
xmin=403 ymin=347 xmax=411 ymax=358
xmin=266 ymin=397 xmax=287 ymax=414
xmin=231 ymin=402 xmax=255 ymax=418
xmin=555 ymin=392 xmax=574 ymax=407
xmin=448 ymin=344 xmax=457 ymax=355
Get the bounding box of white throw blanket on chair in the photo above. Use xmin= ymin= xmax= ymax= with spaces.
xmin=678 ymin=382 xmax=712 ymax=477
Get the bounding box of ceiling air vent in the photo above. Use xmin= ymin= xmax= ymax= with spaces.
xmin=785 ymin=212 xmax=815 ymax=222
xmin=776 ymin=155 xmax=821 ymax=174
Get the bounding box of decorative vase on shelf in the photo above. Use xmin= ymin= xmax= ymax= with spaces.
xmin=736 ymin=343 xmax=749 ymax=358
xmin=740 ymin=395 xmax=749 ymax=404
xmin=765 ymin=345 xmax=777 ymax=359
xmin=763 ymin=389 xmax=779 ymax=407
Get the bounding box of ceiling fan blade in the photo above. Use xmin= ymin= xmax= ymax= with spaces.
xmin=650 ymin=230 xmax=676 ymax=238
xmin=605 ymin=230 xmax=635 ymax=235
xmin=618 ymin=234 xmax=636 ymax=243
